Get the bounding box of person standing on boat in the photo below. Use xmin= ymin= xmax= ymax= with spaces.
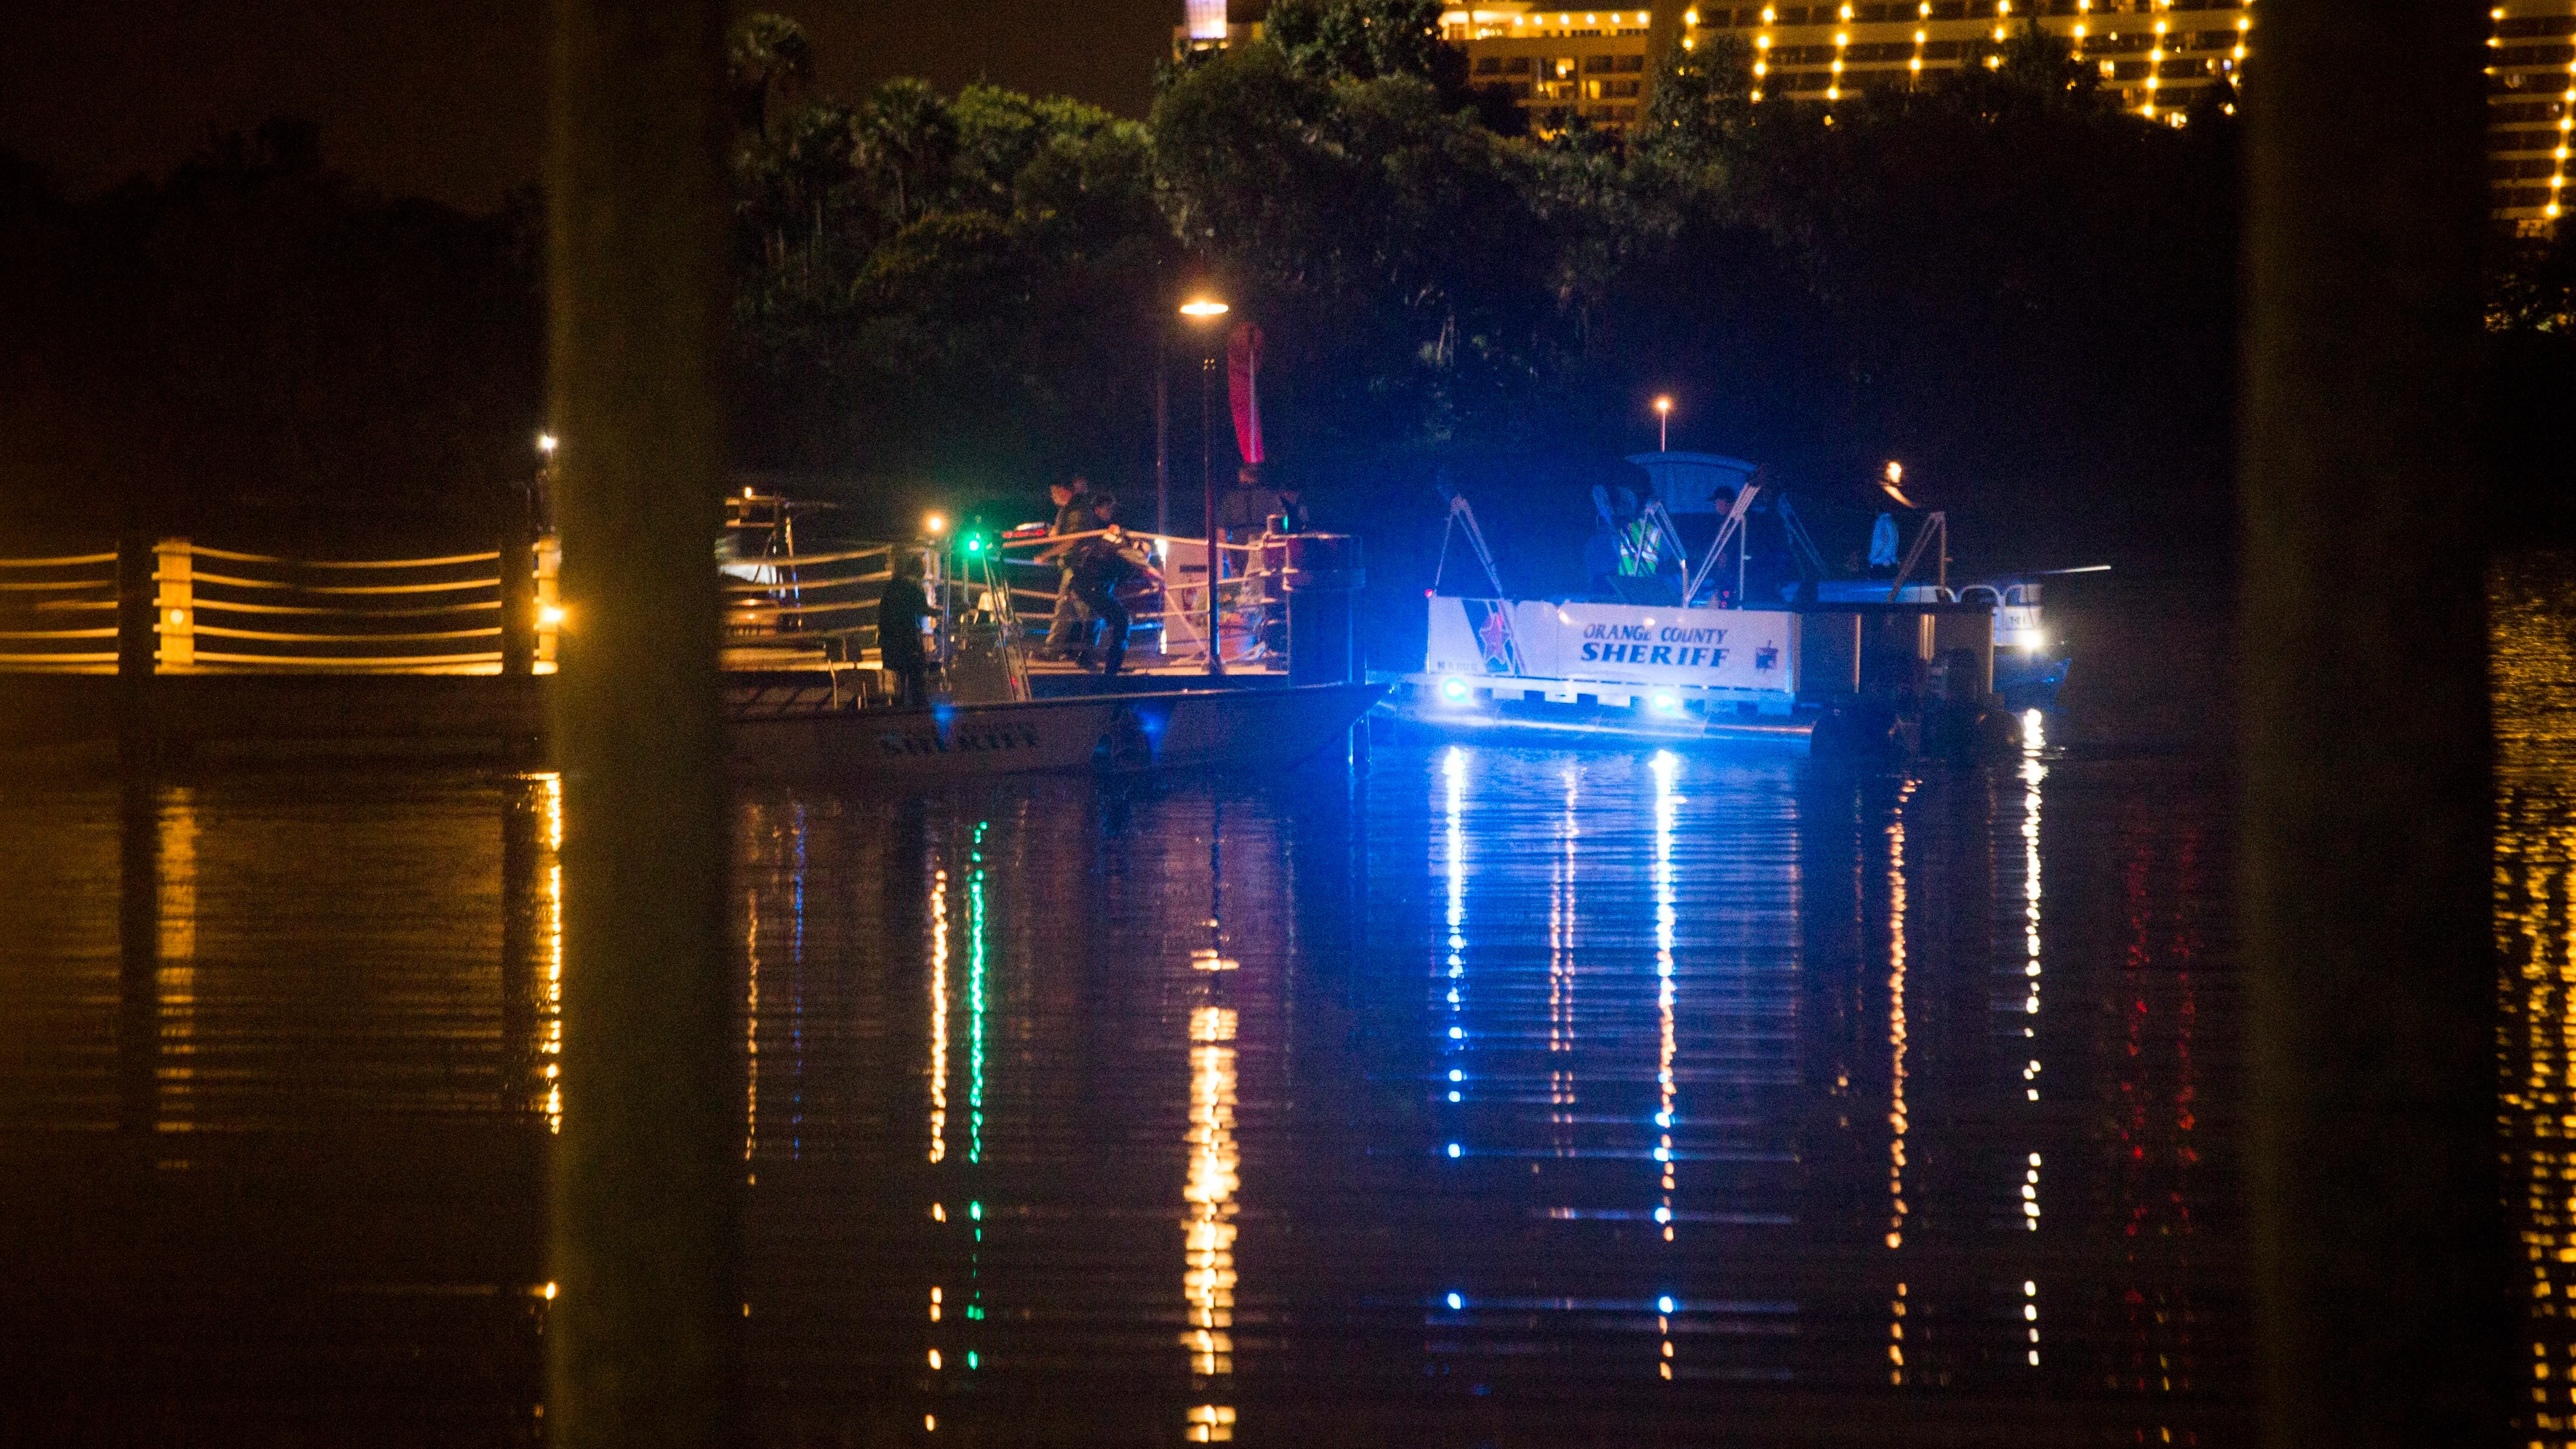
xmin=879 ymin=551 xmax=933 ymax=707
xmin=1869 ymin=512 xmax=1900 ymax=575
xmin=1068 ymin=492 xmax=1159 ymax=677
xmin=1037 ymin=474 xmax=1094 ymax=658
xmin=1266 ymin=480 xmax=1311 ymax=535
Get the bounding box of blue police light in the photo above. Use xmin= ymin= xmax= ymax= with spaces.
xmin=1658 ymin=1295 xmax=1676 ymax=1314
xmin=1440 ymin=676 xmax=1472 ymax=703
xmin=1447 ymin=1293 xmax=1464 ymax=1311
xmin=1447 ymin=1142 xmax=1462 ymax=1158
xmin=1652 ymin=691 xmax=1680 ymax=714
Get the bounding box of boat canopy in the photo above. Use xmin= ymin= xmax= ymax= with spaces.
xmin=1625 ymin=451 xmax=1760 ymax=515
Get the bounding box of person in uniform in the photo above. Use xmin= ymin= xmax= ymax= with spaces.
xmin=1217 ymin=463 xmax=1277 ymax=536
xmin=1067 ymin=492 xmax=1159 ymax=677
xmin=1037 ymin=475 xmax=1094 ymax=657
xmin=878 ymin=550 xmax=933 ymax=706
xmin=1267 ymin=480 xmax=1311 ymax=535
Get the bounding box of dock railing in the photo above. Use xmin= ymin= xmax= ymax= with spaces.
xmin=0 ymin=530 xmax=1302 ymax=677
xmin=0 ymin=537 xmax=547 ymax=677
xmin=0 ymin=549 xmax=121 ymax=673
xmin=161 ymin=541 xmax=516 ymax=674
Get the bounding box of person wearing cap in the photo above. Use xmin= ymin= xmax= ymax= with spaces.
xmin=1066 ymin=491 xmax=1159 ymax=676
xmin=1038 ymin=474 xmax=1094 ymax=658
xmin=878 ymin=550 xmax=933 ymax=706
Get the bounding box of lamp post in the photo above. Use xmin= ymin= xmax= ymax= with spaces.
xmin=1653 ymin=395 xmax=1673 ymax=451
xmin=1880 ymin=460 xmax=1913 ymax=509
xmin=1180 ymin=296 xmax=1230 ymax=677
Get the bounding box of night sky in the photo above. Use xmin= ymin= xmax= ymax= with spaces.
xmin=4 ymin=0 xmax=1181 ymax=211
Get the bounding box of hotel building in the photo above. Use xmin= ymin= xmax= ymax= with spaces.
xmin=1431 ymin=1 xmax=2576 ymax=230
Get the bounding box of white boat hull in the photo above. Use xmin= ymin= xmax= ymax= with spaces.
xmin=728 ymin=681 xmax=1384 ymax=782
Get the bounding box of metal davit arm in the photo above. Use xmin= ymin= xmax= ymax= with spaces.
xmin=1432 ymin=486 xmax=1510 ymax=600
xmin=1681 ymin=484 xmax=1760 ymax=606
xmin=1884 ymin=512 xmax=1947 ymax=601
xmin=1432 ymin=486 xmax=1524 ymax=676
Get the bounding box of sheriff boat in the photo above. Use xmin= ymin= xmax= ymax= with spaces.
xmin=1381 ymin=454 xmax=2053 ymax=757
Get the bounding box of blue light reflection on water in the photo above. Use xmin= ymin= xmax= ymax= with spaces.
xmin=735 ymin=739 xmax=2242 ymax=1438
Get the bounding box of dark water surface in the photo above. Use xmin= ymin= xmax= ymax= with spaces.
xmin=5 ymin=562 xmax=2552 ymax=1446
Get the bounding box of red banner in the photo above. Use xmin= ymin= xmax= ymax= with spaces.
xmin=1227 ymin=323 xmax=1264 ymax=466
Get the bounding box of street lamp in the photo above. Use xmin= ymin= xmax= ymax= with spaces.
xmin=1880 ymin=460 xmax=1914 ymax=508
xmin=1180 ymin=295 xmax=1231 ymax=677
xmin=1653 ymin=395 xmax=1673 ymax=451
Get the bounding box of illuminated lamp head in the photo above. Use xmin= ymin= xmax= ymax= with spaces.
xmin=1440 ymin=676 xmax=1472 ymax=703
xmin=1652 ymin=691 xmax=1681 ymax=714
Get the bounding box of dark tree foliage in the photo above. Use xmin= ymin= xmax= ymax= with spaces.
xmin=17 ymin=8 xmax=2570 ymax=558
xmin=0 ymin=119 xmax=541 ymax=541
xmin=725 ymin=15 xmax=1173 ymax=500
xmin=1671 ymin=20 xmax=2244 ymax=530
xmin=2486 ymin=227 xmax=2576 ymax=537
xmin=1151 ymin=42 xmax=1573 ymax=462
xmin=1265 ymin=0 xmax=1454 ymax=86
xmin=1137 ymin=14 xmax=2246 ymax=564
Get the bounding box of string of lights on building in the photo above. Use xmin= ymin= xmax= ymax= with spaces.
xmin=1171 ymin=1 xmax=2576 ymax=230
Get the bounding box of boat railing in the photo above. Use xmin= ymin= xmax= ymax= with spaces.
xmin=993 ymin=529 xmax=1280 ymax=667
xmin=718 ymin=543 xmax=895 ymax=660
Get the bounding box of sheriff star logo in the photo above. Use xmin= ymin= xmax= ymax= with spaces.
xmin=1477 ymin=606 xmax=1514 ymax=670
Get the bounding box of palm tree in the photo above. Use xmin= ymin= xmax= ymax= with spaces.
xmin=853 ymin=79 xmax=960 ymax=229
xmin=727 ymin=13 xmax=815 ymax=140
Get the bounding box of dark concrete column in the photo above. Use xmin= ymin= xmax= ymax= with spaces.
xmin=501 ymin=487 xmax=538 ymax=679
xmin=2237 ymin=2 xmax=2506 ymax=1444
xmin=116 ymin=530 xmax=155 ymax=761
xmin=544 ymin=0 xmax=735 ymax=1445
